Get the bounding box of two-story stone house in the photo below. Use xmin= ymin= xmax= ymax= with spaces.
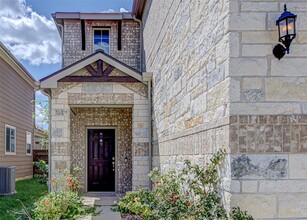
xmin=40 ymin=12 xmax=151 ymax=193
xmin=39 ymin=0 xmax=307 ymax=219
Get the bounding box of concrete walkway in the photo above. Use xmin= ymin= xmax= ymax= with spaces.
xmin=78 ymin=195 xmax=121 ymax=220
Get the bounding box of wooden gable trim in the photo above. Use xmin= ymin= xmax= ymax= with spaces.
xmin=58 ymin=76 xmax=139 ymax=82
xmin=65 ymin=59 xmax=128 ymax=82
xmin=84 ymin=65 xmax=98 ymax=76
xmin=40 ymin=51 xmax=145 ymax=88
xmin=84 ymin=59 xmax=115 ymax=77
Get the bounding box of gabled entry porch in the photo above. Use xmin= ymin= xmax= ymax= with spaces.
xmin=39 ymin=51 xmax=152 ymax=193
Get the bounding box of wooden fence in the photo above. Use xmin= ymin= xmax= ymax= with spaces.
xmin=33 ymin=149 xmax=48 ymax=176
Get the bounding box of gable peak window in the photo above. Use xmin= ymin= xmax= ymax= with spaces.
xmin=93 ymin=29 xmax=110 ymax=54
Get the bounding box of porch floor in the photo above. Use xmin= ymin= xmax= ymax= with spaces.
xmin=78 ymin=195 xmax=121 ymax=220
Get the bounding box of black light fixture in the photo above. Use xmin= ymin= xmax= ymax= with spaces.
xmin=273 ymin=4 xmax=297 ymax=59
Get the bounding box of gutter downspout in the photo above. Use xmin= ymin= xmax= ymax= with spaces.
xmin=55 ymin=22 xmax=64 ymax=68
xmin=143 ymin=73 xmax=152 ymax=189
xmin=39 ymin=88 xmax=52 ymax=193
xmin=133 ymin=16 xmax=143 ymax=71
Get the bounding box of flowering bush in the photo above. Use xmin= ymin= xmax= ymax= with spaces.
xmin=20 ymin=166 xmax=97 ymax=220
xmin=51 ymin=166 xmax=83 ymax=192
xmin=114 ymin=189 xmax=156 ymax=219
xmin=31 ymin=190 xmax=86 ymax=220
xmin=114 ymin=150 xmax=253 ymax=220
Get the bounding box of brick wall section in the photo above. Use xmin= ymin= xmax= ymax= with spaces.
xmin=228 ymin=1 xmax=307 ymax=218
xmin=63 ymin=20 xmax=141 ymax=70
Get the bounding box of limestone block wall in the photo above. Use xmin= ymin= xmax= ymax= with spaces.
xmin=50 ymin=78 xmax=149 ymax=192
xmin=143 ymin=0 xmax=307 ymax=218
xmin=143 ymin=0 xmax=231 ymax=170
xmin=228 ymin=1 xmax=307 ymax=218
xmin=63 ymin=20 xmax=140 ymax=70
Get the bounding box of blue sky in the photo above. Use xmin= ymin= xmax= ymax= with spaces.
xmin=0 ymin=0 xmax=133 ymax=80
xmin=0 ymin=0 xmax=133 ymax=128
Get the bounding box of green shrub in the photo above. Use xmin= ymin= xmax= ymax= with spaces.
xmin=20 ymin=166 xmax=98 ymax=219
xmin=114 ymin=189 xmax=156 ymax=219
xmin=114 ymin=150 xmax=254 ymax=220
xmin=33 ymin=190 xmax=92 ymax=220
xmin=230 ymin=207 xmax=254 ymax=220
xmin=33 ymin=160 xmax=48 ymax=184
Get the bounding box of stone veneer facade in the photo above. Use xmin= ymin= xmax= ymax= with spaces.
xmin=50 ymin=65 xmax=150 ymax=192
xmin=142 ymin=0 xmax=307 ymax=219
xmin=70 ymin=108 xmax=133 ymax=193
xmin=63 ymin=19 xmax=140 ymax=70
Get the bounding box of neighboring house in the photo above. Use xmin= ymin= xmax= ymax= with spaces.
xmin=39 ymin=0 xmax=307 ymax=219
xmin=34 ymin=126 xmax=48 ymax=150
xmin=0 ymin=42 xmax=36 ymax=180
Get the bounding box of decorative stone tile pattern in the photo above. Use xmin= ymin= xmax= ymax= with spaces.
xmin=132 ymin=142 xmax=149 ymax=156
xmin=70 ymin=108 xmax=133 ymax=193
xmin=230 ymin=115 xmax=307 ymax=154
xmin=67 ymin=93 xmax=134 ymax=105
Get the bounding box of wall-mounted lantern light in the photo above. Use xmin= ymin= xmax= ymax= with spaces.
xmin=273 ymin=4 xmax=297 ymax=59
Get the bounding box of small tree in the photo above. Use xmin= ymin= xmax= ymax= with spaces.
xmin=32 ymin=91 xmax=49 ymax=149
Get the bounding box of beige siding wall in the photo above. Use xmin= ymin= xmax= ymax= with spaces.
xmin=0 ymin=56 xmax=34 ymax=179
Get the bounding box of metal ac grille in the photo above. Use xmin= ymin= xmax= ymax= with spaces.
xmin=0 ymin=166 xmax=16 ymax=195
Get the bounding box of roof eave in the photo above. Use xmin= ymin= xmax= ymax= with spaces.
xmin=132 ymin=0 xmax=146 ymax=19
xmin=53 ymin=12 xmax=134 ymax=21
xmin=40 ymin=51 xmax=146 ymax=89
xmin=0 ymin=42 xmax=36 ymax=88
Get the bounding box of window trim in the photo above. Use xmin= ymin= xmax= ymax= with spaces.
xmin=93 ymin=28 xmax=110 ymax=54
xmin=5 ymin=124 xmax=16 ymax=155
xmin=26 ymin=131 xmax=32 ymax=156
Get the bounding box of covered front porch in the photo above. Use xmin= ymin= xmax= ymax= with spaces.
xmin=39 ymin=51 xmax=152 ymax=193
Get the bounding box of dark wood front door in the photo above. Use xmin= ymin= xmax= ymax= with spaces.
xmin=88 ymin=129 xmax=115 ymax=191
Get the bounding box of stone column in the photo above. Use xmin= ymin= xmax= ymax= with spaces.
xmin=50 ymin=93 xmax=71 ymax=191
xmin=132 ymin=93 xmax=150 ymax=190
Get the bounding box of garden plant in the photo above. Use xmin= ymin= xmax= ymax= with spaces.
xmin=114 ymin=150 xmax=253 ymax=220
xmin=19 ymin=166 xmax=98 ymax=220
xmin=33 ymin=159 xmax=49 ymax=185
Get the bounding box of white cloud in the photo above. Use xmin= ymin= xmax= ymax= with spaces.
xmin=119 ymin=7 xmax=129 ymax=13
xmin=0 ymin=0 xmax=61 ymax=65
xmin=102 ymin=7 xmax=129 ymax=13
xmin=101 ymin=9 xmax=116 ymax=13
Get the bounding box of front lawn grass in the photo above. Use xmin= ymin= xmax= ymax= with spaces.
xmin=0 ymin=178 xmax=47 ymax=220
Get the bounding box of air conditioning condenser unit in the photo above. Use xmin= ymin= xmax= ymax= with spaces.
xmin=0 ymin=166 xmax=16 ymax=195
